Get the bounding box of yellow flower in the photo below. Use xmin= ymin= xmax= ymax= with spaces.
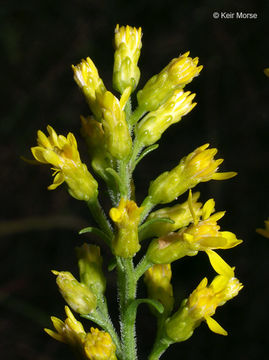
xmin=146 ymin=195 xmax=242 ymax=264
xmin=84 ymin=327 xmax=117 ymax=360
xmin=144 ymin=264 xmax=174 ymax=315
xmin=52 ymin=270 xmax=97 ymax=315
xmin=31 ymin=126 xmax=98 ymax=201
xmin=165 ymin=252 xmax=243 ymax=341
xmin=256 ymin=219 xmax=269 ymax=238
xmin=135 ymin=89 xmax=196 ymax=147
xmin=187 ymin=251 xmax=243 ymax=335
xmin=148 ymin=144 xmax=237 ymax=205
xmin=113 ymin=24 xmax=142 ymax=93
xmin=137 ymin=51 xmax=202 ymax=111
xmin=96 ymin=89 xmax=132 ymax=159
xmin=183 ymin=197 xmax=242 ymax=252
xmin=72 ymin=57 xmax=106 ymax=119
xmin=44 ymin=305 xmax=86 ymax=346
xmin=110 ymin=198 xmax=143 ymax=258
xmin=182 ymin=143 xmax=236 ymax=182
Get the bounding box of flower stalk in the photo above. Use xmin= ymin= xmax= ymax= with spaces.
xmin=28 ymin=24 xmax=243 ymax=360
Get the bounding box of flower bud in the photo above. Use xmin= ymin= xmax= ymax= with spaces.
xmin=109 ymin=198 xmax=143 ymax=258
xmin=97 ymin=89 xmax=132 ymax=159
xmin=136 ymin=90 xmax=196 ymax=146
xmin=148 ymin=144 xmax=236 ymax=205
xmin=76 ymin=244 xmax=106 ymax=296
xmin=72 ymin=57 xmax=106 ymax=119
xmin=165 ymin=299 xmax=196 ymax=342
xmin=137 ymin=52 xmax=202 ymax=111
xmin=52 ymin=271 xmax=97 ymax=315
xmin=146 ymin=232 xmax=197 ymax=264
xmin=140 ymin=192 xmax=202 ymax=240
xmin=144 ymin=264 xmax=174 ymax=316
xmin=81 ymin=115 xmax=115 ymax=179
xmin=113 ymin=24 xmax=142 ymax=93
xmin=84 ymin=328 xmax=117 ymax=360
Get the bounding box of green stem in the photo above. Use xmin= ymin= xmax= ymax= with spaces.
xmin=148 ymin=337 xmax=172 ymax=360
xmin=129 ymin=139 xmax=143 ymax=173
xmin=134 ymin=256 xmax=152 ymax=281
xmin=87 ymin=198 xmax=113 ymax=238
xmin=129 ymin=106 xmax=146 ymax=126
xmin=125 ymin=97 xmax=132 ymax=125
xmin=118 ymin=258 xmax=137 ymax=360
xmin=118 ymin=159 xmax=131 ymax=199
xmin=139 ymin=196 xmax=155 ymax=225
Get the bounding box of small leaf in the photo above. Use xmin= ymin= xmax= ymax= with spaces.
xmin=108 ymin=257 xmax=117 ymax=271
xmin=138 ymin=217 xmax=175 ymax=241
xmin=79 ymin=226 xmax=111 ymax=245
xmin=134 ymin=144 xmax=159 ymax=168
xmin=126 ymin=299 xmax=164 ymax=322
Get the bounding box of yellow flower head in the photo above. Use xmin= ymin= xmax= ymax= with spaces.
xmin=113 ymin=24 xmax=142 ymax=93
xmin=148 ymin=144 xmax=236 ymax=205
xmin=146 ymin=193 xmax=242 ymax=265
xmin=96 ymin=89 xmax=132 ymax=159
xmin=166 ymin=52 xmax=203 ymax=87
xmin=72 ymin=57 xmax=106 ymax=118
xmin=31 ymin=126 xmax=98 ymax=201
xmin=187 ymin=251 xmax=243 ymax=335
xmin=137 ymin=51 xmax=202 ymax=111
xmin=136 ymin=89 xmax=196 ymax=147
xmin=44 ymin=305 xmax=86 ymax=346
xmin=144 ymin=264 xmax=174 ymax=315
xmin=183 ymin=143 xmax=237 ymax=182
xmin=183 ymin=196 xmax=242 ymax=252
xmin=109 ymin=198 xmax=143 ymax=258
xmin=256 ymin=219 xmax=269 ymax=238
xmin=84 ymin=327 xmax=117 ymax=360
xmin=114 ymin=24 xmax=142 ymax=55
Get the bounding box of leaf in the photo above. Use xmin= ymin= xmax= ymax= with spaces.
xmin=79 ymin=226 xmax=111 ymax=245
xmin=125 ymin=299 xmax=164 ymax=323
xmin=134 ymin=144 xmax=159 ymax=168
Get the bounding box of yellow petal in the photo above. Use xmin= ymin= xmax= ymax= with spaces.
xmin=205 ymin=316 xmax=227 ymax=335
xmin=202 ymin=199 xmax=215 ymax=220
xmin=198 ymin=236 xmax=229 ymax=249
xmin=51 ymin=316 xmax=64 ymax=333
xmin=212 ymin=172 xmax=237 ymax=180
xmin=47 ymin=125 xmax=59 ymax=147
xmin=206 ymin=250 xmax=234 ymax=278
xmin=220 ymin=231 xmax=243 ymax=248
xmin=44 ymin=328 xmax=65 ymax=342
xmin=48 ymin=172 xmax=65 ymax=190
xmin=37 ymin=130 xmax=51 ymax=148
xmin=31 ymin=147 xmax=47 ymax=163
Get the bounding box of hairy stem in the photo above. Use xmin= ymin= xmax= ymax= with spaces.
xmin=87 ymin=198 xmax=113 ymax=238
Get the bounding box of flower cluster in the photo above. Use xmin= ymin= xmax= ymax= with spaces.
xmin=29 ymin=24 xmax=243 ymax=360
xmin=45 ymin=306 xmax=117 ymax=360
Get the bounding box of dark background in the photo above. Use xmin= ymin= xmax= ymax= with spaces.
xmin=1 ymin=0 xmax=269 ymax=359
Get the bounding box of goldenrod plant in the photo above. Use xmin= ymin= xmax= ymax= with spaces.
xmin=29 ymin=25 xmax=243 ymax=360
